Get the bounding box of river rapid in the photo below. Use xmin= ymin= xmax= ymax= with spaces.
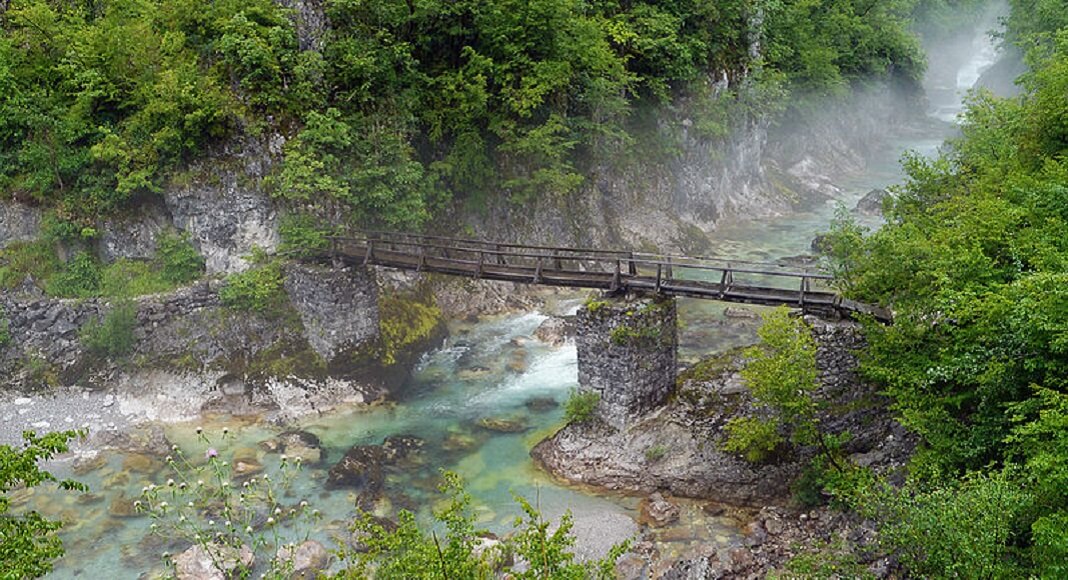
xmin=13 ymin=8 xmax=1006 ymax=578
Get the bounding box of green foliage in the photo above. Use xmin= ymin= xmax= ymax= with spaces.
xmin=817 ymin=7 xmax=1068 ymax=574
xmin=778 ymin=533 xmax=875 ymax=580
xmin=0 ymin=308 xmax=10 ymax=347
xmin=278 ymin=213 xmax=333 ymax=257
xmin=155 ymin=231 xmax=204 ymax=285
xmin=563 ymin=389 xmax=600 ymax=424
xmin=644 ymin=444 xmax=668 ymax=462
xmin=98 ymin=260 xmax=174 ymax=298
xmin=335 ymin=471 xmax=628 ymax=579
xmin=45 ymin=252 xmax=102 ymax=298
xmin=0 ymin=430 xmax=87 ymax=579
xmin=80 ymin=299 xmax=138 ymax=358
xmin=1 ymin=0 xmax=933 ymax=226
xmin=722 ymin=416 xmax=783 ymax=463
xmin=0 ymin=241 xmax=62 ymax=289
xmin=855 ymin=472 xmax=1034 ymax=578
xmin=219 ymin=255 xmax=287 ymax=314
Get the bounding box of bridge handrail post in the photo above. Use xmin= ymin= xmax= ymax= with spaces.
xmin=363 ymin=239 xmax=374 ymax=266
xmin=665 ymin=256 xmax=673 ymax=280
xmin=610 ymin=260 xmax=621 ymax=292
xmin=627 ymin=252 xmax=637 ymax=276
xmin=799 ymin=275 xmax=807 ymax=309
xmin=655 ymin=263 xmax=662 ymax=293
xmin=534 ymin=257 xmax=543 ymax=283
xmin=476 ymin=251 xmax=484 ymax=278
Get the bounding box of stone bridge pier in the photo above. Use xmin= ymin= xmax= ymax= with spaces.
xmin=575 ymin=292 xmax=677 ymax=429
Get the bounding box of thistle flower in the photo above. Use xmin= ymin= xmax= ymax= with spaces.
xmin=266 ymin=517 xmax=275 ymax=525
xmin=166 ymin=479 xmax=175 ymax=487
xmin=245 ymin=526 xmax=254 ymax=534
xmin=195 ymin=426 xmax=203 ymax=435
xmin=205 ymin=448 xmax=218 ymax=459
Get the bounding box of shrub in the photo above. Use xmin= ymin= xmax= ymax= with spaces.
xmin=563 ymin=389 xmax=600 ymax=424
xmin=45 ymin=252 xmax=101 ymax=298
xmin=721 ymin=416 xmax=784 ymax=463
xmin=0 ymin=310 xmax=9 ymax=347
xmin=155 ymin=231 xmax=205 ymax=285
xmin=279 ymin=213 xmax=332 ymax=257
xmin=645 ymin=444 xmax=668 ymax=462
xmin=219 ymin=259 xmax=287 ymax=314
xmin=337 ymin=470 xmax=628 ymax=578
xmin=81 ymin=300 xmax=138 ymax=358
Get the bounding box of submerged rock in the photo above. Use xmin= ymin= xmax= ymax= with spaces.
xmin=262 ymin=430 xmax=324 ymax=465
xmin=639 ymin=492 xmax=681 ymax=528
xmin=524 ymin=396 xmax=559 ymax=412
xmin=326 ymin=435 xmax=425 ymax=506
xmin=475 ymin=416 xmax=530 ymax=433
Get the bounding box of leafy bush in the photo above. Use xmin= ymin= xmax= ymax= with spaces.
xmin=336 ymin=471 xmax=628 ymax=578
xmin=80 ymin=300 xmax=138 ymax=358
xmin=0 ymin=430 xmax=87 ymax=579
xmin=155 ymin=231 xmax=204 ymax=285
xmin=45 ymin=252 xmax=101 ymax=298
xmin=856 ymin=473 xmax=1034 ymax=578
xmin=563 ymin=389 xmax=600 ymax=424
xmin=721 ymin=416 xmax=784 ymax=463
xmin=219 ymin=259 xmax=287 ymax=314
xmin=99 ymin=260 xmax=172 ymax=298
xmin=278 ymin=213 xmax=333 ymax=257
xmin=0 ymin=310 xmax=10 ymax=347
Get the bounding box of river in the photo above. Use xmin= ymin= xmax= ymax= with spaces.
xmin=20 ymin=7 xmax=1005 ymax=578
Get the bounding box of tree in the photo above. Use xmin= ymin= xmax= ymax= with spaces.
xmin=0 ymin=430 xmax=86 ymax=579
xmin=723 ymin=307 xmax=842 ymax=469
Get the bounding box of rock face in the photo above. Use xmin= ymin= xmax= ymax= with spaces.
xmin=0 ymin=200 xmax=42 ymax=249
xmin=576 ymin=294 xmax=677 ymax=429
xmin=96 ymin=198 xmax=171 ymax=262
xmin=283 ymin=263 xmax=379 ymax=362
xmin=0 ymin=269 xmax=394 ymax=419
xmin=161 ymin=135 xmax=284 ymax=275
xmin=533 ymin=316 xmax=571 ymax=346
xmin=533 ymin=316 xmax=915 ymax=505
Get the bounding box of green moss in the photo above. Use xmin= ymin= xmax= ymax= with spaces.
xmin=376 ymin=289 xmax=443 ymax=366
xmin=676 ymin=350 xmax=739 ymax=386
xmin=584 ymin=297 xmax=610 ymax=314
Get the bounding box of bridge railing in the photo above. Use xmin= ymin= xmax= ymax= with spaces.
xmin=325 ymin=231 xmax=837 ymax=297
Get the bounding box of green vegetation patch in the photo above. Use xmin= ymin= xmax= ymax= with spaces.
xmin=563 ymin=389 xmax=600 ymax=424
xmin=376 ymin=289 xmax=443 ymax=366
xmin=80 ymin=300 xmax=138 ymax=358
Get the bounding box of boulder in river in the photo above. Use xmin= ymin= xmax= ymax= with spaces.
xmin=173 ymin=543 xmax=254 ymax=580
xmin=854 ymin=188 xmax=889 ymax=214
xmin=326 ymin=435 xmax=425 ymax=506
xmin=534 ymin=316 xmax=571 ymax=346
xmin=524 ymin=396 xmax=559 ymax=412
xmin=276 ymin=540 xmax=332 ymax=579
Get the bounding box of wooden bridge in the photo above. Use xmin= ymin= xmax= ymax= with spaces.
xmin=314 ymin=231 xmax=891 ymax=322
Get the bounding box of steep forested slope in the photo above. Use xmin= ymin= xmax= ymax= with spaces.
xmin=0 ymin=0 xmax=974 ymax=232
xmin=823 ymin=0 xmax=1068 ymax=574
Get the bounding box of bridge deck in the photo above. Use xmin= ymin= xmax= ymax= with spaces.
xmin=313 ymin=232 xmax=891 ymax=322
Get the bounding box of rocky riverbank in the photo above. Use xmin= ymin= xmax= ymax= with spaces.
xmin=533 ymin=316 xmax=915 ymax=505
